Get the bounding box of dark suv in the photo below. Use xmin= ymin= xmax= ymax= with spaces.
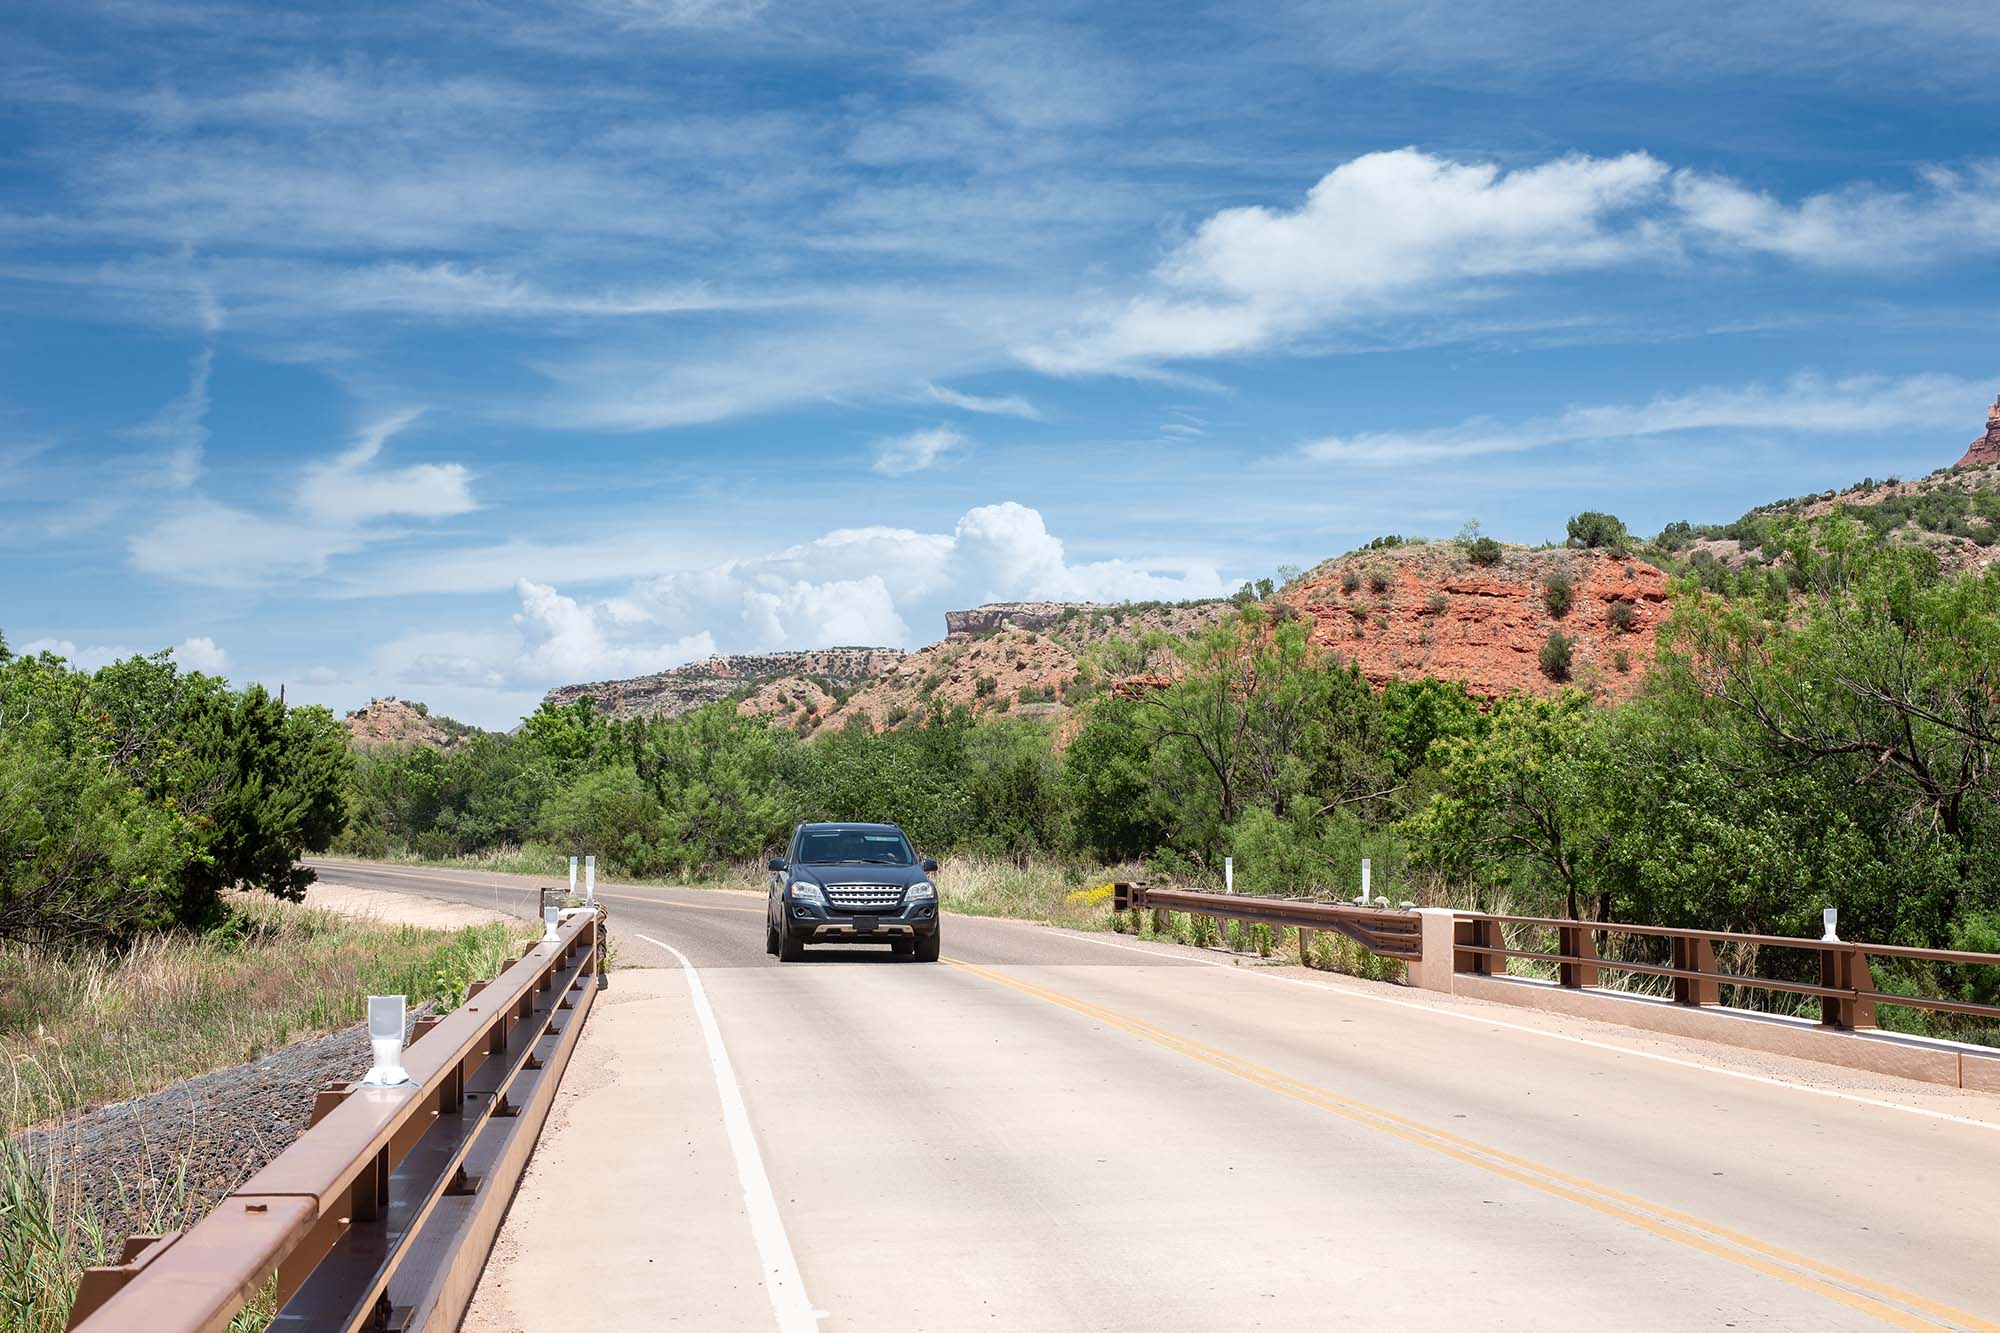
xmin=766 ymin=822 xmax=941 ymax=962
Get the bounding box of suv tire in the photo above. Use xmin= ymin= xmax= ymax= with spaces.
xmin=778 ymin=917 xmax=806 ymax=962
xmin=766 ymin=919 xmax=779 ymax=956
xmin=913 ymin=931 xmax=940 ymax=963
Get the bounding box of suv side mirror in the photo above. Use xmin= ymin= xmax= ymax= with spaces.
xmin=767 ymin=857 xmax=787 ymax=872
xmin=921 ymin=858 xmax=939 ymax=874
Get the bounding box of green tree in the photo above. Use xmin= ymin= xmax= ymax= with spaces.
xmin=1566 ymin=511 xmax=1631 ymax=553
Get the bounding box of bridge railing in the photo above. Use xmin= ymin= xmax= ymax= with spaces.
xmin=67 ymin=904 xmax=606 ymax=1333
xmin=1450 ymin=911 xmax=2000 ymax=1032
xmin=1113 ymin=883 xmax=1423 ymax=960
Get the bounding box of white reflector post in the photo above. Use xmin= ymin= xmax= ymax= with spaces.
xmin=1822 ymin=907 xmax=1840 ymax=942
xmin=569 ymin=855 xmax=578 ymax=898
xmin=584 ymin=854 xmax=596 ymax=904
xmin=361 ymin=995 xmax=413 ymax=1087
xmin=1362 ymin=857 xmax=1373 ymax=905
xmin=1224 ymin=856 xmax=1233 ymax=894
xmin=542 ymin=904 xmax=561 ymax=944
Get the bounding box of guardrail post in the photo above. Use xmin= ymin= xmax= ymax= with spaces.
xmin=1818 ymin=946 xmax=1876 ymax=1030
xmin=1297 ymin=926 xmax=1315 ymax=967
xmin=1671 ymin=937 xmax=1719 ymax=1007
xmin=1557 ymin=922 xmax=1600 ymax=989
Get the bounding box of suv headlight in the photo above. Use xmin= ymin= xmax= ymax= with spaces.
xmin=790 ymin=880 xmax=825 ymax=904
xmin=907 ymin=880 xmax=935 ymax=902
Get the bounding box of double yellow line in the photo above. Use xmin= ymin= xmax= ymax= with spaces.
xmin=946 ymin=957 xmax=1995 ymax=1332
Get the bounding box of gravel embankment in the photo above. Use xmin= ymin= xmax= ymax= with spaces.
xmin=17 ymin=1015 xmax=420 ymax=1242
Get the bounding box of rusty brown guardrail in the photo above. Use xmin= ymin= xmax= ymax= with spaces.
xmin=1114 ymin=883 xmax=1423 ymax=961
xmin=1451 ymin=912 xmax=2000 ymax=1031
xmin=66 ymin=903 xmax=606 ymax=1333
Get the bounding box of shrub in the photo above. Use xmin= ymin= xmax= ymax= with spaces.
xmin=1543 ymin=574 xmax=1574 ymax=618
xmin=1340 ymin=569 xmax=1361 ymax=594
xmin=1612 ymin=648 xmax=1632 ymax=673
xmin=1566 ymin=511 xmax=1631 ymax=552
xmin=975 ymin=674 xmax=998 ymax=696
xmin=884 ymin=704 xmax=911 ymax=727
xmin=1426 ymin=592 xmax=1448 ymax=614
xmin=1539 ymin=631 xmax=1574 ymax=682
xmin=1608 ymin=599 xmax=1638 ymax=631
xmin=1467 ymin=536 xmax=1503 ymax=566
xmin=1367 ymin=567 xmax=1391 ymax=593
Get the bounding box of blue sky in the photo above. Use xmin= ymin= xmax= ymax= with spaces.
xmin=3 ymin=0 xmax=1996 ymax=728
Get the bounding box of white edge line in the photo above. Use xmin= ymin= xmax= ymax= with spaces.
xmin=1034 ymin=926 xmax=2000 ymax=1135
xmin=636 ymin=932 xmax=821 ymax=1331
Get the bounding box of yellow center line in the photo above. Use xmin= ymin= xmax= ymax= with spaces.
xmin=946 ymin=957 xmax=1992 ymax=1333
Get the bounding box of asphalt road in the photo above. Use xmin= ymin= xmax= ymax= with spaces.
xmin=308 ymin=859 xmax=2000 ymax=1332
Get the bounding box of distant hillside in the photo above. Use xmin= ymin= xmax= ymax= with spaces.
xmin=540 ymin=648 xmax=909 ymax=722
xmin=343 ymin=697 xmax=477 ymax=751
xmin=528 ymin=393 xmax=1999 ymax=732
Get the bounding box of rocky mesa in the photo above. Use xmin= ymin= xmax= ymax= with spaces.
xmin=540 ymin=648 xmax=910 ymax=722
xmin=1958 ymin=394 xmax=2000 ymax=470
xmin=342 ymin=697 xmax=471 ymax=751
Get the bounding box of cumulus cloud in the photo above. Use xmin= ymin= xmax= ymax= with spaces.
xmin=1024 ymin=148 xmax=1672 ymax=374
xmin=871 ymin=425 xmax=968 ymax=476
xmin=1298 ymin=371 xmax=1987 ymax=465
xmin=1023 ymin=148 xmax=2000 ymax=376
xmin=174 ymin=635 xmax=230 ymax=673
xmin=452 ymin=501 xmax=1230 ymax=690
xmin=20 ymin=635 xmax=229 ymax=674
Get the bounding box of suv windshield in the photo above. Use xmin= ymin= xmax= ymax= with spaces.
xmin=798 ymin=828 xmax=915 ymax=866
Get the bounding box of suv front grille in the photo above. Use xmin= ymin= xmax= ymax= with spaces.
xmin=824 ymin=883 xmax=903 ymax=912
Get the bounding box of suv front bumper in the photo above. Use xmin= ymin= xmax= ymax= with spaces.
xmin=788 ymin=900 xmax=939 ymax=941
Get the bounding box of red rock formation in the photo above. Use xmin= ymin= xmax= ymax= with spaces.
xmin=343 ymin=698 xmax=467 ymax=751
xmin=1282 ymin=545 xmax=1667 ymax=701
xmin=1957 ymin=394 xmax=2000 ymax=469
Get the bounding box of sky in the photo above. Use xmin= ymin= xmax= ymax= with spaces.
xmin=2 ymin=0 xmax=1996 ymax=728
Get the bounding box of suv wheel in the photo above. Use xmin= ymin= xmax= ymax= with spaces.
xmin=778 ymin=916 xmax=806 ymax=962
xmin=765 ymin=918 xmax=779 ymax=956
xmin=913 ymin=930 xmax=940 ymax=963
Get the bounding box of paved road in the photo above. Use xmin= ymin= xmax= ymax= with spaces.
xmin=308 ymin=859 xmax=2000 ymax=1332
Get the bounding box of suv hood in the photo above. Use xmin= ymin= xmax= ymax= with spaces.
xmin=796 ymin=862 xmax=929 ymax=887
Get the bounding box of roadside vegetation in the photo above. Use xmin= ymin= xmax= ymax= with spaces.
xmin=0 ymin=899 xmax=522 ymax=1138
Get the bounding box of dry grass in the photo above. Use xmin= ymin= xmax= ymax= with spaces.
xmin=0 ymin=1142 xmax=275 ymax=1333
xmin=0 ymin=897 xmax=526 ymax=1138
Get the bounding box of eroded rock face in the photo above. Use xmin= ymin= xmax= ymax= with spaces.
xmin=944 ymin=602 xmax=1095 ymax=637
xmin=1958 ymin=395 xmax=2000 ymax=470
xmin=541 ymin=649 xmax=909 ymax=721
xmin=1284 ymin=546 xmax=1668 ymax=700
xmin=343 ymin=698 xmax=463 ymax=750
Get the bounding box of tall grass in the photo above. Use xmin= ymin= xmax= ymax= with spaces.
xmin=0 ymin=897 xmax=526 ymax=1138
xmin=0 ymin=1142 xmax=273 ymax=1333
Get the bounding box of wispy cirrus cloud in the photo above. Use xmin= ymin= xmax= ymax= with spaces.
xmin=1297 ymin=372 xmax=1989 ymax=466
xmin=871 ymin=425 xmax=968 ymax=475
xmin=923 ymin=382 xmax=1040 ymax=419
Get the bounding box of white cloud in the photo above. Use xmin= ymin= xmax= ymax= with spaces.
xmin=132 ymin=412 xmax=475 ymax=588
xmin=298 ymin=409 xmax=475 ymax=525
xmin=128 ymin=348 xmax=212 ymax=489
xmin=1670 ymin=162 xmax=2000 ymax=267
xmin=391 ymin=501 xmax=1232 ymax=695
xmin=1024 ymin=148 xmax=1671 ymax=373
xmin=1298 ymin=371 xmax=1988 ymax=465
xmin=19 ymin=634 xmax=229 ymax=674
xmin=871 ymin=425 xmax=968 ymax=476
xmin=924 ymin=382 xmax=1041 ymax=419
xmin=174 ymin=635 xmax=229 ymax=673
xmin=512 ymin=579 xmax=718 ymax=683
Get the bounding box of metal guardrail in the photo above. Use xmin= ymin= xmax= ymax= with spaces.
xmin=67 ymin=904 xmax=606 ymax=1333
xmin=1452 ymin=912 xmax=2000 ymax=1031
xmin=1113 ymin=883 xmax=1423 ymax=960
